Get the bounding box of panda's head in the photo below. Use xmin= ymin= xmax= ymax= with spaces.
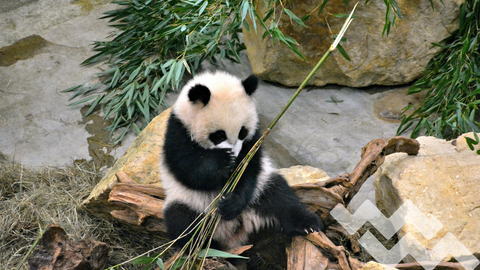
xmin=173 ymin=71 xmax=259 ymax=156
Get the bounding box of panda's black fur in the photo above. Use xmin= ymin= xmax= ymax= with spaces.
xmin=160 ymin=71 xmax=322 ymax=251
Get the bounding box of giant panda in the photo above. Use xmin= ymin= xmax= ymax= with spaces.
xmin=160 ymin=71 xmax=322 ymax=251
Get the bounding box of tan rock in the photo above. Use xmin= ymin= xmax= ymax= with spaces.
xmin=80 ymin=108 xmax=171 ymax=213
xmin=279 ymin=165 xmax=330 ymax=186
xmin=374 ymin=133 xmax=480 ymax=261
xmin=243 ymin=0 xmax=463 ymax=87
xmin=360 ymin=262 xmax=397 ymax=270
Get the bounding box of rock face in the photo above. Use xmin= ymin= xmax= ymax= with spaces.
xmin=360 ymin=262 xmax=397 ymax=270
xmin=81 ymin=108 xmax=171 ymax=215
xmin=279 ymin=165 xmax=330 ymax=186
xmin=374 ymin=133 xmax=480 ymax=261
xmin=243 ymin=0 xmax=463 ymax=87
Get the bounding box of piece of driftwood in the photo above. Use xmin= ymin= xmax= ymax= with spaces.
xmin=108 ymin=171 xmax=166 ymax=231
xmin=28 ymin=224 xmax=109 ymax=270
xmin=286 ymin=236 xmax=329 ymax=270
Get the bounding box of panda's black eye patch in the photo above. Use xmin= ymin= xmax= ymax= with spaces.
xmin=209 ymin=130 xmax=227 ymax=145
xmin=238 ymin=126 xmax=248 ymax=140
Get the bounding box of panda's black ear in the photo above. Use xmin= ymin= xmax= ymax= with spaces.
xmin=188 ymin=84 xmax=211 ymax=106
xmin=242 ymin=75 xmax=258 ymax=96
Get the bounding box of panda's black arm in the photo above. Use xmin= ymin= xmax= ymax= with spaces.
xmin=163 ymin=114 xmax=235 ymax=191
xmin=217 ymin=133 xmax=263 ymax=220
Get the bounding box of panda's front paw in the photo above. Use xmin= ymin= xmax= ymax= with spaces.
xmin=220 ymin=148 xmax=236 ymax=173
xmin=224 ymin=148 xmax=236 ymax=165
xmin=284 ymin=210 xmax=323 ymax=236
xmin=218 ymin=193 xmax=244 ymax=221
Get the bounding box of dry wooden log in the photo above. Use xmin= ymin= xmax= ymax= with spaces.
xmin=343 ymin=136 xmax=419 ymax=204
xmin=326 ymin=224 xmax=361 ymax=254
xmin=293 ymin=136 xmax=420 ymax=205
xmin=108 ymin=171 xmax=166 ymax=231
xmin=287 ymin=234 xmax=365 ymax=270
xmin=227 ymin=245 xmax=253 ymax=256
xmin=286 ymin=236 xmax=329 ymax=270
xmin=28 ymin=224 xmax=109 ymax=270
xmin=305 ymin=232 xmax=355 ymax=270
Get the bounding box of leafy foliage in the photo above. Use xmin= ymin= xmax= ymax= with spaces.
xmin=465 ymin=132 xmax=480 ymax=154
xmin=397 ymin=0 xmax=480 ymax=140
xmin=65 ymin=0 xmax=432 ymax=142
xmin=319 ymin=0 xmax=405 ymax=36
xmin=64 ymin=0 xmax=312 ymax=142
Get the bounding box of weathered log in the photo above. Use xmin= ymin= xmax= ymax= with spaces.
xmin=108 ymin=171 xmax=166 ymax=231
xmin=286 ymin=236 xmax=329 ymax=270
xmin=28 ymin=224 xmax=109 ymax=270
xmin=305 ymin=232 xmax=356 ymax=270
xmin=287 ymin=233 xmax=365 ymax=270
xmin=293 ymin=136 xmax=420 ymax=205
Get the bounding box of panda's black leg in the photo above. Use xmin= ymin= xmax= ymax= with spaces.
xmin=164 ymin=202 xmax=211 ymax=249
xmin=254 ymin=173 xmax=323 ymax=236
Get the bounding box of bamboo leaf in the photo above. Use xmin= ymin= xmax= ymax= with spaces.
xmin=284 ymin=8 xmax=306 ymax=27
xmin=132 ymin=122 xmax=141 ymax=134
xmin=131 ymin=256 xmax=155 ymax=265
xmin=61 ymin=84 xmax=83 ymax=93
xmin=84 ymin=94 xmax=104 ymax=116
xmin=68 ymin=95 xmax=97 ymax=107
xmin=318 ymin=0 xmax=330 ymax=15
xmin=156 ymin=258 xmax=165 ymax=270
xmin=198 ymin=248 xmax=248 ymax=259
xmin=241 ymin=0 xmax=250 ymax=21
xmin=336 ymin=44 xmax=351 ymax=61
xmin=198 ymin=0 xmax=208 ymax=15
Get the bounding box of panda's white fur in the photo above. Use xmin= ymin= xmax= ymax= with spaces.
xmin=173 ymin=71 xmax=258 ymax=151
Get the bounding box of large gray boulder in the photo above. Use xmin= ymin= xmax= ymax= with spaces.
xmin=243 ymin=0 xmax=464 ymax=87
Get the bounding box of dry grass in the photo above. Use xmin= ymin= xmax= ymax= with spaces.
xmin=0 ymin=153 xmax=168 ymax=270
